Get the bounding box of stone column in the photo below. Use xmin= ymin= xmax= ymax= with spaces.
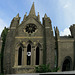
xmin=40 ymin=49 xmax=43 ymax=65
xmin=34 ymin=49 xmax=36 ymax=65
xmin=22 ymin=48 xmax=24 ymax=66
xmin=23 ymin=47 xmax=27 ymax=66
xmin=31 ymin=46 xmax=35 ymax=65
xmin=14 ymin=49 xmax=18 ymax=66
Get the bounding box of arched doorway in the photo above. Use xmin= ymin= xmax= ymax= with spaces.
xmin=36 ymin=46 xmax=40 ymax=65
xmin=27 ymin=44 xmax=31 ymax=65
xmin=18 ymin=47 xmax=22 ymax=65
xmin=62 ymin=56 xmax=72 ymax=71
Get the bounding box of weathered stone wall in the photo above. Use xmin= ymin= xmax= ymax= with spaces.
xmin=43 ymin=16 xmax=55 ymax=69
xmin=57 ymin=38 xmax=74 ymax=71
xmin=3 ymin=11 xmax=44 ymax=74
xmin=12 ymin=17 xmax=44 ymax=74
xmin=3 ymin=3 xmax=75 ymax=74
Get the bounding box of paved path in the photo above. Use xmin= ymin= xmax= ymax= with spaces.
xmin=6 ymin=71 xmax=75 ymax=75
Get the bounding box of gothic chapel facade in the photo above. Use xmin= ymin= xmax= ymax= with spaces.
xmin=3 ymin=3 xmax=75 ymax=74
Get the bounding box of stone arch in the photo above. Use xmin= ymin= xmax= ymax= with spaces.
xmin=27 ymin=40 xmax=33 ymax=45
xmin=62 ymin=56 xmax=72 ymax=71
xmin=35 ymin=43 xmax=41 ymax=65
xmin=16 ymin=41 xmax=24 ymax=49
xmin=15 ymin=42 xmax=24 ymax=66
xmin=36 ymin=43 xmax=42 ymax=48
xmin=26 ymin=40 xmax=33 ymax=65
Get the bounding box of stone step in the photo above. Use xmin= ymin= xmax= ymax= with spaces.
xmin=6 ymin=71 xmax=75 ymax=75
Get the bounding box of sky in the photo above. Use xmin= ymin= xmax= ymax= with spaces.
xmin=0 ymin=0 xmax=75 ymax=36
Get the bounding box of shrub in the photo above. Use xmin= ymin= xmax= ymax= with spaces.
xmin=35 ymin=64 xmax=59 ymax=73
xmin=0 ymin=74 xmax=4 ymax=75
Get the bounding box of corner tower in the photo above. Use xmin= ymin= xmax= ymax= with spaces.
xmin=43 ymin=14 xmax=55 ymax=69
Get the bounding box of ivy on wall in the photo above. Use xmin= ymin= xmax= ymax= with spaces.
xmin=1 ymin=27 xmax=8 ymax=73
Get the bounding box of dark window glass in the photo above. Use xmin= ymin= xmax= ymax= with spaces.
xmin=36 ymin=46 xmax=39 ymax=65
xmin=27 ymin=44 xmax=31 ymax=65
xmin=18 ymin=47 xmax=22 ymax=65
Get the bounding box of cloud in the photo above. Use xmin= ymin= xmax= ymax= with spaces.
xmin=0 ymin=18 xmax=7 ymax=35
xmin=64 ymin=4 xmax=69 ymax=8
xmin=60 ymin=28 xmax=71 ymax=36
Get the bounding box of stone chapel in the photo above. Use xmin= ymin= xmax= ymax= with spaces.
xmin=3 ymin=3 xmax=75 ymax=74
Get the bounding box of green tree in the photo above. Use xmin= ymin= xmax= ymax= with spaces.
xmin=1 ymin=27 xmax=8 ymax=73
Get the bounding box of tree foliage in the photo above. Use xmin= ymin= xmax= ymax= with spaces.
xmin=1 ymin=27 xmax=8 ymax=73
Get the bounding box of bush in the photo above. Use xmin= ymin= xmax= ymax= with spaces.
xmin=35 ymin=64 xmax=59 ymax=73
xmin=0 ymin=74 xmax=4 ymax=75
xmin=51 ymin=67 xmax=59 ymax=72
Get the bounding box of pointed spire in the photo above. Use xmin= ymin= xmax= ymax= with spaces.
xmin=56 ymin=26 xmax=59 ymax=36
xmin=15 ymin=13 xmax=19 ymax=18
xmin=25 ymin=12 xmax=27 ymax=16
xmin=29 ymin=2 xmax=36 ymax=16
xmin=38 ymin=12 xmax=39 ymax=16
xmin=44 ymin=13 xmax=47 ymax=18
xmin=56 ymin=26 xmax=59 ymax=32
xmin=23 ymin=12 xmax=27 ymax=21
xmin=38 ymin=12 xmax=40 ymax=21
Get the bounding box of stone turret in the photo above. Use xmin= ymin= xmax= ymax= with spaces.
xmin=43 ymin=14 xmax=55 ymax=69
xmin=23 ymin=12 xmax=27 ymax=21
xmin=37 ymin=12 xmax=40 ymax=21
xmin=54 ymin=26 xmax=60 ymax=68
xmin=55 ymin=26 xmax=60 ymax=40
xmin=10 ymin=13 xmax=20 ymax=29
xmin=3 ymin=14 xmax=20 ymax=74
xmin=69 ymin=24 xmax=75 ymax=38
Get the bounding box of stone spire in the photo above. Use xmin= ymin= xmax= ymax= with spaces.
xmin=56 ymin=26 xmax=59 ymax=36
xmin=44 ymin=13 xmax=47 ymax=18
xmin=37 ymin=12 xmax=40 ymax=21
xmin=23 ymin=12 xmax=27 ymax=21
xmin=29 ymin=2 xmax=36 ymax=16
xmin=15 ymin=13 xmax=19 ymax=18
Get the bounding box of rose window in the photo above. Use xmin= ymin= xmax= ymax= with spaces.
xmin=25 ymin=24 xmax=37 ymax=33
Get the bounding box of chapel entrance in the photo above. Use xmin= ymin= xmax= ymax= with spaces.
xmin=62 ymin=57 xmax=72 ymax=71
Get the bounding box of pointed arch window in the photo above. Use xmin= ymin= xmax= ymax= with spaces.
xmin=18 ymin=47 xmax=22 ymax=65
xmin=27 ymin=44 xmax=31 ymax=65
xmin=36 ymin=46 xmax=40 ymax=65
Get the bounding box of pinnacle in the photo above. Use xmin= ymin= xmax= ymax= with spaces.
xmin=44 ymin=13 xmax=47 ymax=18
xmin=56 ymin=26 xmax=59 ymax=33
xmin=29 ymin=2 xmax=36 ymax=16
xmin=15 ymin=13 xmax=19 ymax=18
